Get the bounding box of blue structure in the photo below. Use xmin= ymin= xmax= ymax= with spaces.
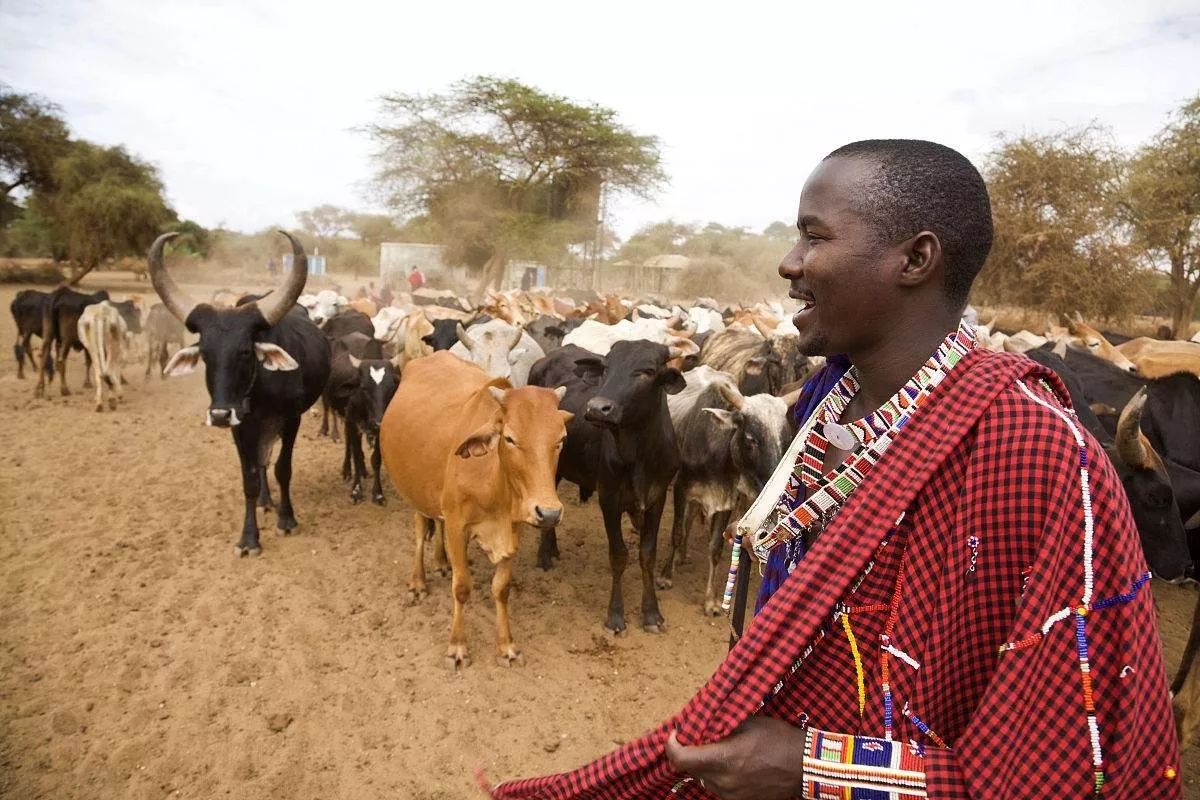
xmin=283 ymin=253 xmax=326 ymax=276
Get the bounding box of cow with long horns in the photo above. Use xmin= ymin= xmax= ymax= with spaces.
xmin=148 ymin=230 xmax=331 ymax=556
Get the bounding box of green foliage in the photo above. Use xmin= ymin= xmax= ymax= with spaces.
xmin=348 ymin=213 xmax=402 ymax=248
xmin=39 ymin=141 xmax=176 ymax=268
xmin=0 ymin=203 xmax=63 ymax=258
xmin=0 ymin=85 xmax=71 ymax=203
xmin=976 ymin=126 xmax=1153 ymax=320
xmin=1124 ymin=95 xmax=1200 ymax=337
xmin=364 ymin=75 xmax=664 ymax=292
xmin=296 ymin=204 xmax=353 ymax=241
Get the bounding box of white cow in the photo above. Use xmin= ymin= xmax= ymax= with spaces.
xmin=77 ymin=301 xmax=128 ymax=412
xmin=449 ymin=318 xmax=545 ymax=387
xmin=297 ymin=289 xmax=347 ymax=327
xmin=562 ymin=317 xmax=697 ymax=357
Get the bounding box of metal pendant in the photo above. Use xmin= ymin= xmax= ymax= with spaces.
xmin=823 ymin=421 xmax=857 ymax=451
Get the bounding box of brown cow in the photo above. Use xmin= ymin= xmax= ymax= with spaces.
xmin=380 ymin=352 xmax=570 ymax=669
xmin=1116 ymin=338 xmax=1200 ymax=379
xmin=1061 ymin=313 xmax=1138 ymax=373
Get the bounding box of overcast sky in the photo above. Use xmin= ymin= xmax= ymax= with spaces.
xmin=2 ymin=0 xmax=1198 ymax=240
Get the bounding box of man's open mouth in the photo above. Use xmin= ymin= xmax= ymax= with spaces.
xmin=790 ymin=288 xmax=816 ymax=311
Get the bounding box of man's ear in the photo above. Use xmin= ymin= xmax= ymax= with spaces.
xmin=255 ymin=342 xmax=300 ymax=371
xmin=164 ymin=345 xmax=202 ymax=377
xmin=896 ymin=231 xmax=942 ymax=288
xmin=454 ymin=421 xmax=501 ymax=458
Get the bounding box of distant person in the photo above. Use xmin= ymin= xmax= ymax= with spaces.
xmin=407 ymin=266 xmax=426 ymax=292
xmin=266 ymin=256 xmax=278 ymax=276
xmin=380 ymin=283 xmax=394 ymax=307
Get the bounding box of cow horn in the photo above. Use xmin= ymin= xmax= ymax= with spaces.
xmin=456 ymin=322 xmax=475 ymax=351
xmin=752 ymin=317 xmax=772 ymax=338
xmin=717 ymin=380 xmax=746 ymax=409
xmin=255 ymin=231 xmax=309 ymax=327
xmin=148 ymin=232 xmax=199 ymax=323
xmin=1115 ymin=389 xmax=1166 ymax=475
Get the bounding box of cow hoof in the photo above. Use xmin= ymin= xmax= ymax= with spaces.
xmin=605 ymin=617 xmax=628 ymax=637
xmin=94 ymin=404 xmax=104 ymax=413
xmin=655 ymin=576 xmax=673 ymax=590
xmin=234 ymin=544 xmax=262 ymax=557
xmin=444 ymin=650 xmax=471 ymax=671
xmin=536 ymin=555 xmax=554 ymax=571
xmin=61 ymin=387 xmax=71 ymax=396
xmin=702 ymin=601 xmax=722 ymax=617
xmin=406 ymin=586 xmax=428 ymax=602
xmin=435 ymin=566 xmax=451 ymax=578
xmin=108 ymin=398 xmax=117 ymax=410
xmin=496 ymin=651 xmax=524 ymax=667
xmin=277 ymin=517 xmax=298 ymax=533
xmin=350 ymin=488 xmax=364 ymax=504
xmin=643 ymin=622 xmax=666 ymax=634
xmin=642 ymin=612 xmax=666 ymax=632
xmin=371 ymin=493 xmax=385 ymax=506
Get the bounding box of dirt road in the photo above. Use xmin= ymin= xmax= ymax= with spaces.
xmin=0 ymin=278 xmax=1195 ymax=799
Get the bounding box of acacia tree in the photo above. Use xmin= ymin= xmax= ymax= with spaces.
xmin=1124 ymin=96 xmax=1200 ymax=338
xmin=36 ymin=142 xmax=175 ymax=268
xmin=976 ymin=127 xmax=1152 ymax=320
xmin=364 ymin=76 xmax=664 ymax=296
xmin=0 ymin=86 xmax=71 ymax=229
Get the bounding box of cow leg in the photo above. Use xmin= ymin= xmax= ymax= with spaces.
xmin=318 ymin=399 xmax=330 ymax=437
xmin=15 ymin=335 xmax=28 ymax=379
xmin=433 ymin=519 xmax=451 ymax=577
xmin=444 ymin=517 xmax=472 ymax=670
xmin=81 ymin=348 xmax=92 ymax=389
xmin=232 ymin=428 xmax=263 ymax=556
xmin=638 ymin=496 xmax=668 ymax=633
xmin=347 ymin=419 xmax=366 ymax=504
xmin=492 ymin=555 xmax=522 ymax=666
xmin=330 ymin=411 xmax=340 ymax=443
xmin=158 ymin=342 xmax=169 ymax=379
xmin=370 ymin=439 xmax=385 ymax=505
xmin=56 ymin=341 xmax=71 ymax=396
xmin=703 ymin=509 xmax=734 ymax=616
xmin=409 ymin=512 xmax=430 ymax=599
xmin=657 ymin=479 xmax=689 ymax=589
xmin=273 ymin=417 xmax=300 ymax=532
xmin=599 ymin=485 xmax=629 ymax=634
xmin=536 ymin=527 xmax=559 ymax=571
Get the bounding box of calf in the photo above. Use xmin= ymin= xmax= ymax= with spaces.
xmin=660 ymin=369 xmax=790 ymax=613
xmin=316 ymin=309 xmax=374 ymax=440
xmin=530 ymin=340 xmax=684 ymax=633
xmin=33 ymin=285 xmax=111 ymax=398
xmin=144 ymin=303 xmax=187 ymax=379
xmin=381 ymin=352 xmax=569 ymax=668
xmin=77 ymin=301 xmax=128 ymax=412
xmin=151 ymin=230 xmax=331 ymax=556
xmin=324 ymin=332 xmax=400 ymax=504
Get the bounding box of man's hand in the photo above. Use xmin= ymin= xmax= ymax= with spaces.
xmin=664 ymin=716 xmax=808 ymax=800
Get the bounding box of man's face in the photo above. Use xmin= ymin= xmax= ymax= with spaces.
xmin=778 ymin=157 xmax=898 ymax=358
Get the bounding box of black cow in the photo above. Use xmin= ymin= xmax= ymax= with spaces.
xmin=1032 ymin=342 xmax=1146 ymax=437
xmin=324 ymin=333 xmax=400 ymax=504
xmin=10 ymin=289 xmax=51 ymax=379
xmin=150 ymin=230 xmax=331 ymax=557
xmin=110 ymin=300 xmax=143 ymax=335
xmin=699 ymin=328 xmax=785 ymax=396
xmin=660 ymin=372 xmax=790 ymax=614
xmin=1026 ymin=348 xmax=1193 ymax=582
xmin=529 ymin=340 xmax=683 ymax=633
xmin=524 ymin=314 xmax=569 ymax=353
xmin=421 ymin=318 xmax=462 ymax=352
xmin=33 ymin=285 xmax=111 ymax=397
xmin=144 ymin=303 xmax=188 ymax=379
xmin=314 ymin=309 xmax=374 ymax=440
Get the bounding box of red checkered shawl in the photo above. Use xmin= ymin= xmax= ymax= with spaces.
xmin=490 ymin=350 xmax=1180 ymax=799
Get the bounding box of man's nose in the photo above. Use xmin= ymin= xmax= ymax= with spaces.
xmin=778 ymin=243 xmax=804 ymax=279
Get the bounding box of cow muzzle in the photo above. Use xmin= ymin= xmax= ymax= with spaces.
xmin=584 ymin=396 xmax=621 ymax=426
xmin=530 ymin=504 xmax=563 ymax=529
xmin=207 ymin=407 xmax=242 ymax=428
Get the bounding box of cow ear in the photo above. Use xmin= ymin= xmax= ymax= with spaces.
xmin=573 ymin=356 xmax=604 ymax=380
xmin=657 ymin=367 xmax=686 ymax=395
xmin=703 ymin=408 xmax=737 ymax=428
xmin=454 ymin=422 xmax=500 ymax=458
xmin=163 ymin=345 xmax=202 ymax=377
xmin=255 ymin=342 xmax=300 ymax=371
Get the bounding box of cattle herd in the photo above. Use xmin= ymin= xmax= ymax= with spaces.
xmin=9 ymin=231 xmax=1200 ymax=745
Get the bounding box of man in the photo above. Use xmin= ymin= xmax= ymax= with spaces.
xmin=407 ymin=265 xmax=426 ymax=292
xmin=488 ymin=141 xmax=1179 ymax=798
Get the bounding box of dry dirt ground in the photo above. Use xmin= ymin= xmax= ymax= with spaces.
xmin=0 ymin=277 xmax=1196 ymax=799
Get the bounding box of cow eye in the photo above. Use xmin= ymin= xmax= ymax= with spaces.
xmin=638 ymin=368 xmax=655 ymax=378
xmin=504 ymin=434 xmax=517 ymax=446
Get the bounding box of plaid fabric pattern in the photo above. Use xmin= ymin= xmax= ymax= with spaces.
xmin=489 ymin=351 xmax=1180 ymax=800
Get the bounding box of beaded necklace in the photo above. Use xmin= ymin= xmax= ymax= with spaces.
xmin=748 ymin=321 xmax=976 ymax=564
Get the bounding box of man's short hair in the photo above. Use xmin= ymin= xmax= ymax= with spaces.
xmin=824 ymin=139 xmax=993 ymax=307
